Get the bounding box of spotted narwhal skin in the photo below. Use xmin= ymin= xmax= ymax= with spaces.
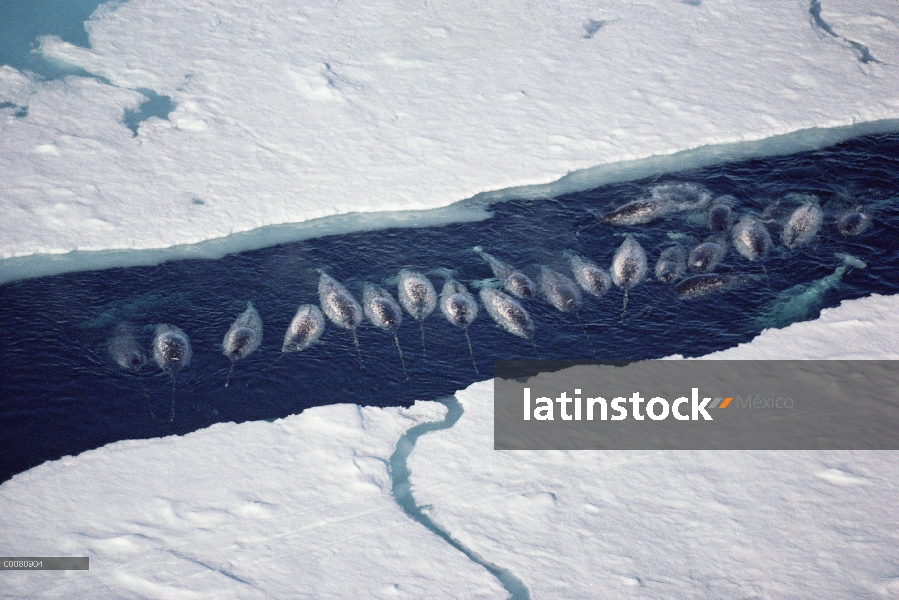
xmin=732 ymin=215 xmax=772 ymax=261
xmin=837 ymin=209 xmax=871 ymax=237
xmin=473 ymin=246 xmax=535 ymax=299
xmin=602 ymin=199 xmax=669 ymax=225
xmin=782 ymin=201 xmax=823 ymax=248
xmin=565 ymin=251 xmax=611 ymax=297
xmin=707 ymin=199 xmax=735 ymax=232
xmin=282 ymin=304 xmax=325 ymax=352
xmin=318 ymin=273 xmax=363 ymax=330
xmin=223 ymin=302 xmax=263 ymax=362
xmin=688 ymin=239 xmax=726 ymax=272
xmin=611 ymin=234 xmax=648 ymax=290
xmin=363 ymin=284 xmax=403 ymax=331
xmin=109 ymin=323 xmax=147 ymax=372
xmin=152 ymin=324 xmax=192 ymax=371
xmin=538 ymin=267 xmax=582 ymax=313
xmin=396 ymin=269 xmax=437 ymax=321
xmin=440 ymin=279 xmax=478 ymax=327
xmin=480 ymin=288 xmax=535 ymax=340
xmin=603 ymin=183 xmax=712 ymax=225
xmin=654 ymin=246 xmax=687 ymax=283
xmin=674 ymin=274 xmax=744 ymax=299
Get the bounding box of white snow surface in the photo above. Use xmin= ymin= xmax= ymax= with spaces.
xmin=410 ymin=294 xmax=899 ymax=598
xmin=2 ymin=0 xmax=899 ymax=269
xmin=0 ymin=402 xmax=504 ymax=599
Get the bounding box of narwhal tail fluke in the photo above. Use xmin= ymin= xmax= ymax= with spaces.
xmin=836 ymin=252 xmax=867 ymax=269
xmin=394 ymin=333 xmax=409 ymax=380
xmin=464 ymin=327 xmax=479 ymax=375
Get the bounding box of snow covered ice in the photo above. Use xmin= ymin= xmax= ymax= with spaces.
xmin=2 ymin=0 xmax=899 ymax=282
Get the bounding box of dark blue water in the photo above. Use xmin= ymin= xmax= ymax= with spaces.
xmin=0 ymin=0 xmax=108 ymax=79
xmin=2 ymin=132 xmax=899 ymax=482
xmin=1 ymin=0 xmax=175 ymax=133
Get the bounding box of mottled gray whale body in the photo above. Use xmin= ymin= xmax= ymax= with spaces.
xmin=152 ymin=324 xmax=192 ymax=421
xmin=440 ymin=278 xmax=480 ymax=373
xmin=363 ymin=284 xmax=403 ymax=332
xmin=282 ymin=304 xmax=326 ymax=352
xmin=480 ymin=288 xmax=535 ymax=340
xmin=564 ymin=251 xmax=611 ymax=297
xmin=603 ymin=183 xmax=712 ymax=226
xmin=707 ymin=197 xmax=735 ymax=232
xmin=688 ymin=239 xmax=726 ymax=272
xmin=538 ymin=266 xmax=582 ymax=313
xmin=654 ymin=246 xmax=687 ymax=283
xmin=756 ymin=253 xmax=866 ymax=329
xmin=611 ymin=234 xmax=648 ymax=290
xmin=440 ymin=279 xmax=479 ymax=327
xmin=837 ymin=209 xmax=872 ymax=237
xmin=363 ymin=284 xmax=407 ymax=375
xmin=473 ymin=246 xmax=535 ymax=299
xmin=397 ymin=269 xmax=437 ymax=321
xmin=109 ymin=323 xmax=147 ymax=372
xmin=602 ymin=198 xmax=670 ymax=226
xmin=781 ymin=201 xmax=824 ymax=248
xmin=674 ymin=274 xmax=745 ymax=299
xmin=318 ymin=272 xmax=363 ymax=332
xmin=152 ymin=324 xmax=192 ymax=371
xmin=732 ymin=215 xmax=772 ymax=261
xmin=223 ymin=302 xmax=263 ymax=363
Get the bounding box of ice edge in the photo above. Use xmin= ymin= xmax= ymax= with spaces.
xmin=2 ymin=117 xmax=899 ymax=286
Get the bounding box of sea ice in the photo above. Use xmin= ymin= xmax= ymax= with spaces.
xmin=1 ymin=0 xmax=899 ymax=282
xmin=409 ymin=294 xmax=899 ymax=598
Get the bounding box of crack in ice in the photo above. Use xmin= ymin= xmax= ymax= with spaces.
xmin=389 ymin=396 xmax=530 ymax=600
xmin=809 ymin=0 xmax=881 ymax=64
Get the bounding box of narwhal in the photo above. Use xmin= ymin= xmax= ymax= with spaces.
xmin=480 ymin=287 xmax=537 ymax=357
xmin=732 ymin=215 xmax=772 ymax=262
xmin=602 ymin=183 xmax=712 ymax=225
xmin=674 ymin=273 xmax=747 ymax=299
xmin=108 ymin=323 xmax=147 ymax=372
xmin=687 ymin=237 xmax=727 ymax=272
xmin=654 ymin=246 xmax=687 ymax=283
xmin=318 ymin=272 xmax=364 ymax=363
xmin=837 ymin=208 xmax=872 ymax=237
xmin=152 ymin=324 xmax=192 ymax=421
xmin=439 ymin=277 xmax=480 ymax=373
xmin=781 ymin=200 xmax=823 ymax=248
xmin=564 ymin=250 xmax=611 ymax=297
xmin=363 ymin=284 xmax=407 ymax=377
xmin=282 ymin=304 xmax=326 ymax=353
xmin=472 ymin=246 xmax=536 ymax=299
xmin=538 ymin=267 xmax=583 ymax=313
xmin=707 ymin=196 xmax=736 ymax=232
xmin=755 ymin=253 xmax=866 ymax=329
xmin=222 ymin=302 xmax=263 ymax=387
xmin=396 ymin=269 xmax=437 ymax=357
xmin=611 ymin=234 xmax=648 ymax=317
